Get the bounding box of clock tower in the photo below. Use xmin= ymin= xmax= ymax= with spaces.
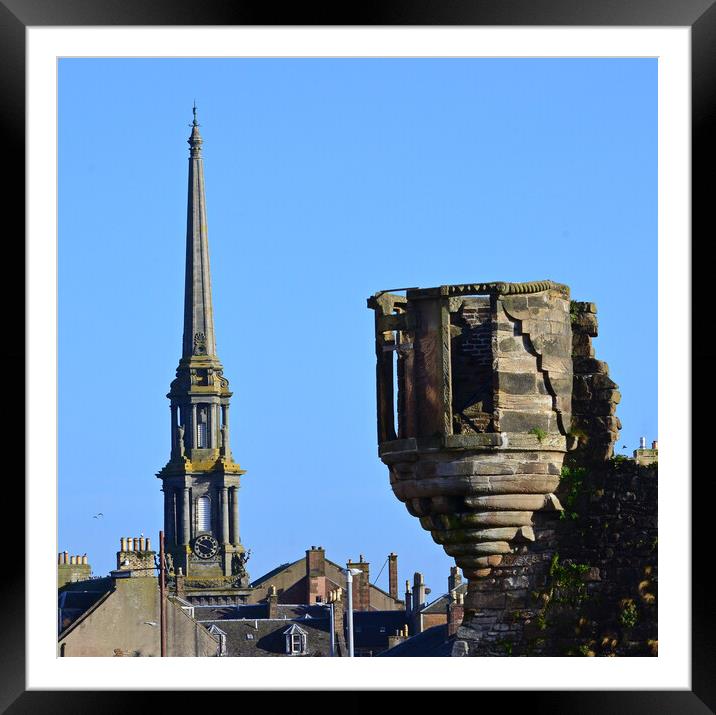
xmin=157 ymin=107 xmax=249 ymax=589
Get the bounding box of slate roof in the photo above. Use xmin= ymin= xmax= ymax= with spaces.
xmin=198 ymin=617 xmax=333 ymax=657
xmin=58 ymin=581 xmax=113 ymax=634
xmin=193 ymin=603 xmax=329 ymax=621
xmin=352 ymin=610 xmax=409 ymax=650
xmin=377 ymin=624 xmax=453 ymax=657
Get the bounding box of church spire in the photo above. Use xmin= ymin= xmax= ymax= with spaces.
xmin=182 ymin=103 xmax=216 ymax=359
xmin=158 ymin=110 xmax=248 ymax=587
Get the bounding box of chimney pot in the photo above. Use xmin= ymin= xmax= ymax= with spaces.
xmin=120 ymin=537 xmax=126 ymax=551
xmin=652 ymin=440 xmax=658 ymax=450
xmin=640 ymin=436 xmax=646 ymax=449
xmin=139 ymin=537 xmax=146 ymax=551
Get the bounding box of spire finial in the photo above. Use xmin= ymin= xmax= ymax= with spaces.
xmin=188 ymin=102 xmax=202 ymax=155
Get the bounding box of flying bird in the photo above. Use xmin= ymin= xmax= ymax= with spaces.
xmin=93 ymin=513 xmax=104 ymax=519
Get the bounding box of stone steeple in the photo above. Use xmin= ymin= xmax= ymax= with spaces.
xmin=182 ymin=103 xmax=217 ymax=360
xmin=157 ymin=108 xmax=249 ymax=587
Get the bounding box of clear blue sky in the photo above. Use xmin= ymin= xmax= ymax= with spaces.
xmin=58 ymin=58 xmax=657 ymax=598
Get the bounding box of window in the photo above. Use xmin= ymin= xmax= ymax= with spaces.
xmin=197 ymin=405 xmax=209 ymax=447
xmin=196 ymin=496 xmax=211 ymax=532
xmin=284 ymin=625 xmax=307 ymax=655
xmin=207 ymin=625 xmax=227 ymax=656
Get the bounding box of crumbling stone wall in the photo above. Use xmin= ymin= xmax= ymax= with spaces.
xmin=370 ymin=284 xmax=657 ymax=657
xmin=569 ymin=301 xmax=621 ymax=463
xmin=452 ymin=302 xmax=657 ymax=657
xmin=548 ymin=460 xmax=658 ymax=656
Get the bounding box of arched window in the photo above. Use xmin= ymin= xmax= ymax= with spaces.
xmin=196 ymin=495 xmax=211 ymax=532
xmin=197 ymin=405 xmax=208 ymax=448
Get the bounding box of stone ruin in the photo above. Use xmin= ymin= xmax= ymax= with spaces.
xmin=368 ymin=280 xmax=652 ymax=656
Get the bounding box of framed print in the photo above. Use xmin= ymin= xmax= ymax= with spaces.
xmin=7 ymin=1 xmax=711 ymax=712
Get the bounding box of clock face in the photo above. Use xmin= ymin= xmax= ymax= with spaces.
xmin=193 ymin=534 xmax=219 ymax=559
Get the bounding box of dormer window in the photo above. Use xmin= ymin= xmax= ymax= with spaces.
xmin=283 ymin=624 xmax=308 ymax=655
xmin=206 ymin=624 xmax=227 ymax=656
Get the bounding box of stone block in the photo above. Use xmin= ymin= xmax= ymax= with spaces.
xmin=497 ymin=410 xmax=551 ymax=434
xmin=499 ymin=337 xmax=522 ymax=352
xmin=573 ymin=357 xmax=609 ymax=374
xmin=571 ymin=332 xmax=595 ymax=358
xmin=496 ymin=393 xmax=553 ymax=411
xmin=496 ymin=372 xmax=537 ymax=394
xmin=496 ymin=355 xmax=539 ymax=373
xmin=526 ymin=294 xmax=550 ymax=308
xmin=501 ymin=296 xmax=528 ymax=313
xmin=546 ymin=374 xmax=573 ymax=396
xmin=445 ymin=541 xmax=512 ymax=557
xmin=464 ymin=493 xmax=549 ymax=511
xmin=532 ymin=334 xmax=573 ymax=357
xmin=540 ymin=355 xmax=573 ymax=374
xmin=571 ymin=313 xmax=598 ymax=336
xmin=465 ymin=591 xmax=507 ymax=610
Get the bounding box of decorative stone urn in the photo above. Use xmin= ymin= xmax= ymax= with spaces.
xmin=367 ymin=281 xmax=573 ymax=620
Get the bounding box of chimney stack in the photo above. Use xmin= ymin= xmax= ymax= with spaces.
xmin=404 ymin=579 xmax=412 ymax=617
xmin=116 ymin=534 xmax=157 ymax=574
xmin=305 ymin=546 xmax=326 ymax=604
xmin=347 ymin=557 xmax=370 ymax=612
xmin=267 ymin=585 xmax=279 ymax=619
xmin=447 ymin=591 xmax=465 ymax=637
xmin=328 ymin=588 xmax=346 ymax=655
xmin=412 ymin=572 xmax=426 ymax=634
xmin=448 ymin=566 xmax=462 ymax=593
xmin=57 ymin=550 xmax=91 ymax=588
xmin=388 ymin=553 xmax=399 ymax=600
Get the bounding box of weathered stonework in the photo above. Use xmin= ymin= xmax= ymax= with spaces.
xmin=368 ymin=281 xmax=572 ymax=623
xmin=568 ymin=301 xmax=621 ymax=464
xmin=369 ymin=282 xmax=657 ymax=656
xmin=156 ymin=109 xmax=249 ymax=591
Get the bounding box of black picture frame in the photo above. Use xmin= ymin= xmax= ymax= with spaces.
xmin=5 ymin=1 xmax=711 ymax=712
